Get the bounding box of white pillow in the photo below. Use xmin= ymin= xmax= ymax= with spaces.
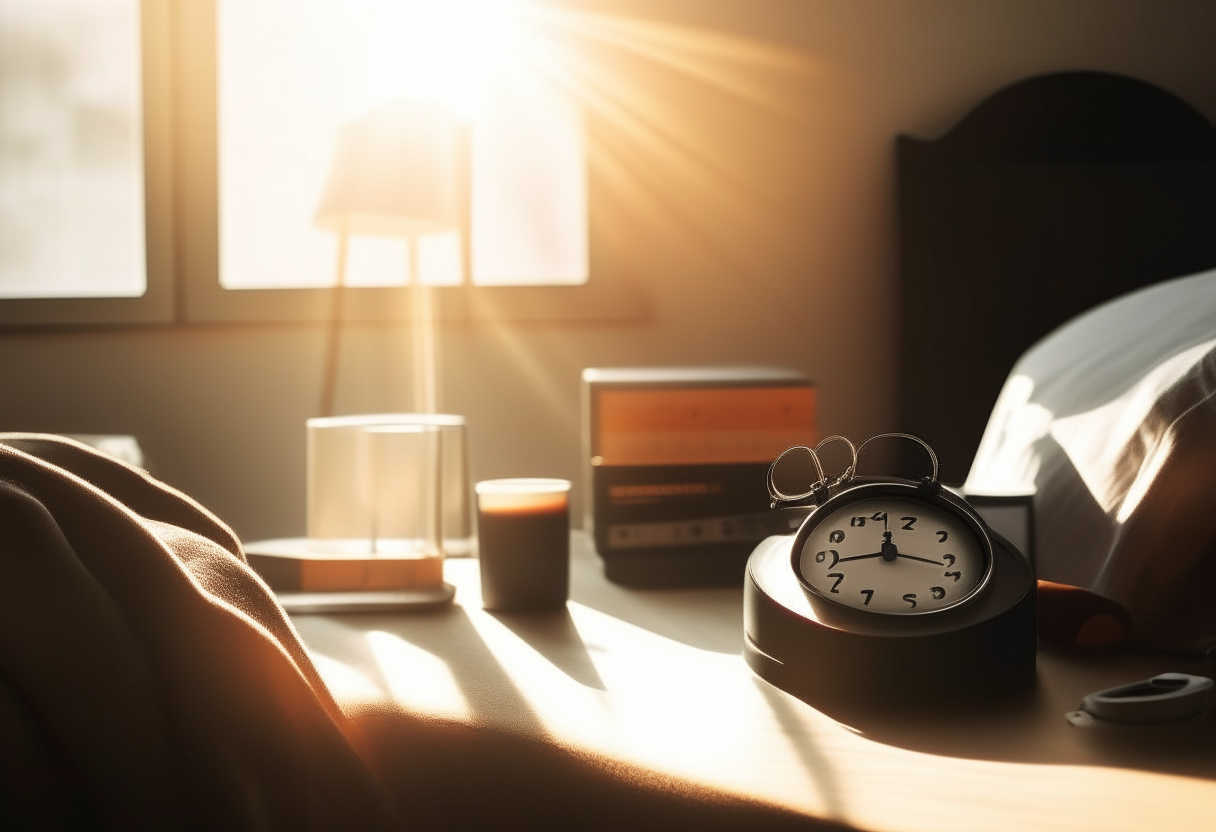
xmin=965 ymin=268 xmax=1216 ymax=656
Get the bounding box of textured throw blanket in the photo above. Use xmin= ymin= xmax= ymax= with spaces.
xmin=0 ymin=434 xmax=396 ymax=830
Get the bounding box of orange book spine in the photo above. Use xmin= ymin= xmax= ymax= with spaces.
xmin=297 ymin=557 xmax=444 ymax=591
xmin=595 ymin=386 xmax=815 ymax=466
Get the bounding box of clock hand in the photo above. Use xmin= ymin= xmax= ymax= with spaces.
xmin=895 ymin=553 xmax=946 ymax=566
xmin=881 ymin=531 xmax=946 ymax=565
xmin=837 ymin=551 xmax=945 ymax=566
xmin=839 ymin=531 xmax=905 ymax=564
xmin=837 ymin=552 xmax=885 ymax=563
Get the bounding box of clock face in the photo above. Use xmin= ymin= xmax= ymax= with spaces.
xmin=795 ymin=493 xmax=989 ymax=615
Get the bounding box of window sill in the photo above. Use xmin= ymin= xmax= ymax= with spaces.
xmin=182 ymin=277 xmax=649 ymax=325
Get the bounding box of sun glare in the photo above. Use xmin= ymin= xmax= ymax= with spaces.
xmin=219 ymin=0 xmax=586 ymax=291
xmin=219 ymin=0 xmax=819 ymax=293
xmin=354 ymin=0 xmax=520 ymax=121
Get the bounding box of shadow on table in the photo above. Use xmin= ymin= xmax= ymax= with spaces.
xmin=295 ymin=604 xmax=549 ymax=736
xmin=766 ymin=645 xmax=1216 ymax=779
xmin=489 ymin=608 xmax=608 ymax=691
xmin=754 ymin=683 xmax=851 ymax=822
xmin=568 ymin=549 xmax=745 ymax=655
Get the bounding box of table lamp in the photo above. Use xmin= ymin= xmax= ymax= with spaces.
xmin=314 ymin=98 xmax=465 ymax=415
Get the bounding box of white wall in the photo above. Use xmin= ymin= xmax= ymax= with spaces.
xmin=2 ymin=0 xmax=1215 ymax=540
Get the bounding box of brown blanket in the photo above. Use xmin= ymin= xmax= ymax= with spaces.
xmin=0 ymin=434 xmax=395 ymax=830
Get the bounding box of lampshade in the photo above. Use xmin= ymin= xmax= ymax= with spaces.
xmin=314 ymin=98 xmax=463 ymax=238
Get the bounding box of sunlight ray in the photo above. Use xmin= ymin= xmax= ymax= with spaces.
xmin=523 ymin=5 xmax=821 ymax=124
xmin=366 ymin=629 xmax=472 ymax=720
xmin=526 ymin=43 xmax=800 ymax=246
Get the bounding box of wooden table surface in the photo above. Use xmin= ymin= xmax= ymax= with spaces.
xmin=288 ymin=532 xmax=1216 ymax=832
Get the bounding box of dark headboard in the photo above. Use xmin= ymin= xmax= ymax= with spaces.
xmin=897 ymin=70 xmax=1216 ymax=482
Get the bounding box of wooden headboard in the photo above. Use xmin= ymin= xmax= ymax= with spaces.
xmin=896 ymin=70 xmax=1216 ymax=482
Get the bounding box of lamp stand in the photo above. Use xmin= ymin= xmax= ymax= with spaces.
xmin=410 ymin=239 xmax=439 ymax=414
xmin=318 ymin=228 xmax=349 ymax=418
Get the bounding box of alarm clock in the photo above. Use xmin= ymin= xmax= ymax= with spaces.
xmin=744 ymin=434 xmax=1036 ymax=708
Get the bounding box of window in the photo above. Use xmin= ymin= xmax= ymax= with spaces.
xmin=0 ymin=0 xmax=172 ymax=325
xmin=217 ymin=0 xmax=588 ymax=291
xmin=179 ymin=0 xmax=641 ymax=324
xmin=0 ymin=0 xmax=643 ymax=326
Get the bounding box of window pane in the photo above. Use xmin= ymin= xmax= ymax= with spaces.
xmin=217 ymin=0 xmax=586 ymax=290
xmin=0 ymin=0 xmax=145 ymax=299
xmin=472 ymin=66 xmax=588 ymax=286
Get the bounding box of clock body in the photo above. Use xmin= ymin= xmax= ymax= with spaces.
xmin=744 ymin=478 xmax=1036 ymax=708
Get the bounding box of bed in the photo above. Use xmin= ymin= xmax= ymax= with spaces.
xmin=896 ymin=70 xmax=1216 ymax=484
xmin=898 ymin=70 xmax=1216 ymax=657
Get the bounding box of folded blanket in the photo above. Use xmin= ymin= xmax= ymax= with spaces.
xmin=0 ymin=434 xmax=395 ymax=830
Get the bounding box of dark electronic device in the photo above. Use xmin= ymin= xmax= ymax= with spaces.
xmin=744 ymin=434 xmax=1036 ymax=708
xmin=582 ymin=366 xmax=815 ymax=587
xmin=1073 ymin=674 xmax=1215 ymax=724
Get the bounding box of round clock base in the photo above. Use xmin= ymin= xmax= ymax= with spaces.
xmin=743 ymin=531 xmax=1036 ymax=709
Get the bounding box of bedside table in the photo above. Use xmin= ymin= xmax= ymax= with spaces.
xmin=287 ymin=531 xmax=1216 ymax=831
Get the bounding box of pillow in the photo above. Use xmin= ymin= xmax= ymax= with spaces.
xmin=965 ymin=268 xmax=1216 ymax=657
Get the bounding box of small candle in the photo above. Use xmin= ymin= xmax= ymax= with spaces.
xmin=475 ymin=478 xmax=571 ymax=611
